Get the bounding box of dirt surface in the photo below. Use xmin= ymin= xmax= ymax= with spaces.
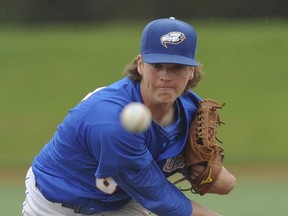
xmin=0 ymin=167 xmax=28 ymax=184
xmin=227 ymin=164 xmax=288 ymax=182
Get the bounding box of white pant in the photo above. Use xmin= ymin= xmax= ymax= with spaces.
xmin=22 ymin=167 xmax=150 ymax=216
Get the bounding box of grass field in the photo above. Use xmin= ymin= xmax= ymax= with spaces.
xmin=1 ymin=166 xmax=288 ymax=215
xmin=1 ymin=19 xmax=288 ymax=215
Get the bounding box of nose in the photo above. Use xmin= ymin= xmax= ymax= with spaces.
xmin=159 ymin=67 xmax=173 ymax=81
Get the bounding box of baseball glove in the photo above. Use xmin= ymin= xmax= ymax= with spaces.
xmin=176 ymin=99 xmax=225 ymax=195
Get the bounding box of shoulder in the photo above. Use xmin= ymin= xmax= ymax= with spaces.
xmin=58 ymin=77 xmax=142 ymax=142
xmin=84 ymin=77 xmax=142 ymax=106
xmin=76 ymin=77 xmax=142 ymax=122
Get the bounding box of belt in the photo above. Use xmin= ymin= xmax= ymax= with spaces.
xmin=34 ymin=177 xmax=100 ymax=215
xmin=61 ymin=203 xmax=81 ymax=213
xmin=61 ymin=203 xmax=100 ymax=215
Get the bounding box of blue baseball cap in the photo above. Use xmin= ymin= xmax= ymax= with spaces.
xmin=141 ymin=17 xmax=198 ymax=66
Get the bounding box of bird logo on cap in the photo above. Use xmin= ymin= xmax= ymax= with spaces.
xmin=160 ymin=31 xmax=186 ymax=48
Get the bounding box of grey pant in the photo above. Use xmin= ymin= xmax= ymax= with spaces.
xmin=22 ymin=167 xmax=150 ymax=216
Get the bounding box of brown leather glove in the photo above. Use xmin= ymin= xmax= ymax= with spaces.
xmin=182 ymin=99 xmax=225 ymax=195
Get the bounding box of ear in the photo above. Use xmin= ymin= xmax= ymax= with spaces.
xmin=137 ymin=55 xmax=144 ymax=75
xmin=189 ymin=67 xmax=195 ymax=80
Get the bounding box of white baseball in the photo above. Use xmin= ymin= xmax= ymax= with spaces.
xmin=120 ymin=102 xmax=152 ymax=132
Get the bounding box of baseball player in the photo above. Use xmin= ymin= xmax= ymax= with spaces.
xmin=22 ymin=17 xmax=236 ymax=216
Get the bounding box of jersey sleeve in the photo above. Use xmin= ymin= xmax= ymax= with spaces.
xmin=112 ymin=159 xmax=192 ymax=216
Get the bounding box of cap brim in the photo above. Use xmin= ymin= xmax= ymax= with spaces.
xmin=142 ymin=53 xmax=198 ymax=67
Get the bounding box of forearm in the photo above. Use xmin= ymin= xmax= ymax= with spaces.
xmin=113 ymin=160 xmax=192 ymax=216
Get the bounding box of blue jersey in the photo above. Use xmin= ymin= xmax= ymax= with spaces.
xmin=32 ymin=77 xmax=201 ymax=216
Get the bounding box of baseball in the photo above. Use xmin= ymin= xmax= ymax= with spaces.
xmin=120 ymin=102 xmax=152 ymax=132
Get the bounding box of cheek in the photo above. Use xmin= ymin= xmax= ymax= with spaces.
xmin=178 ymin=73 xmax=193 ymax=90
xmin=142 ymin=70 xmax=157 ymax=82
xmin=141 ymin=72 xmax=153 ymax=89
xmin=180 ymin=72 xmax=193 ymax=82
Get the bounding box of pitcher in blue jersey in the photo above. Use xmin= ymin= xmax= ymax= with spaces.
xmin=22 ymin=17 xmax=236 ymax=216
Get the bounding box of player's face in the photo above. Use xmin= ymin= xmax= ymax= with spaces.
xmin=137 ymin=55 xmax=194 ymax=106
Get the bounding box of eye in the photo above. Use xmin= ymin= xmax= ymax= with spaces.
xmin=174 ymin=64 xmax=185 ymax=70
xmin=151 ymin=63 xmax=162 ymax=70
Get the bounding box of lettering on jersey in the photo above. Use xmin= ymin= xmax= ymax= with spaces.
xmin=163 ymin=154 xmax=185 ymax=173
xmin=96 ymin=177 xmax=117 ymax=194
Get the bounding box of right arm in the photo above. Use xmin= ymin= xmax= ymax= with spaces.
xmin=113 ymin=159 xmax=192 ymax=216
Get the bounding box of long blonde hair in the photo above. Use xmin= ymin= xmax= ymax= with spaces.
xmin=123 ymin=56 xmax=205 ymax=92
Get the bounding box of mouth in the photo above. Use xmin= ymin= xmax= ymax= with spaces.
xmin=156 ymin=86 xmax=175 ymax=93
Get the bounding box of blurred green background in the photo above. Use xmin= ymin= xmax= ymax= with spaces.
xmin=1 ymin=20 xmax=288 ymax=168
xmin=1 ymin=0 xmax=288 ymax=215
